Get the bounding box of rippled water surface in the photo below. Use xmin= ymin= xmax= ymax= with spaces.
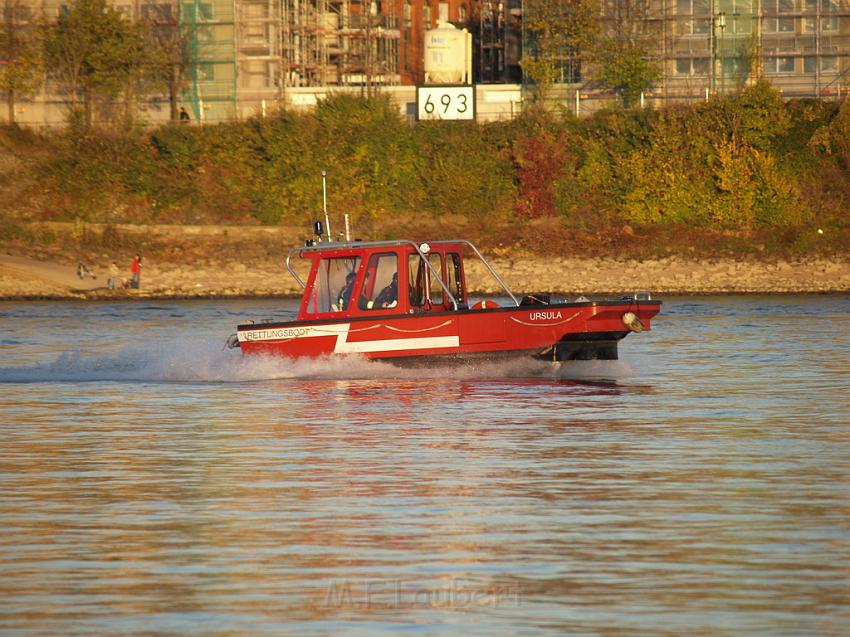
xmin=1 ymin=296 xmax=848 ymax=636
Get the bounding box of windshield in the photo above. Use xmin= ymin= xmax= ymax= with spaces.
xmin=307 ymin=256 xmax=360 ymax=313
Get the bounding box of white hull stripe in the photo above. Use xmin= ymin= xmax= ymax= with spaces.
xmin=337 ymin=335 xmax=459 ymax=353
xmin=239 ymin=322 xmax=460 ymax=354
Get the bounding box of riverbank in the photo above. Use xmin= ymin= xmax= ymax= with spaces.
xmin=2 ymin=221 xmax=848 ymax=299
xmin=2 ymin=252 xmax=848 ymax=300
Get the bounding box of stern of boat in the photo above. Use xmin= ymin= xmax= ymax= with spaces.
xmin=534 ymin=295 xmax=661 ymax=361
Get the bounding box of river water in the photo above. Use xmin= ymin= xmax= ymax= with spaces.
xmin=0 ymin=295 xmax=848 ymax=636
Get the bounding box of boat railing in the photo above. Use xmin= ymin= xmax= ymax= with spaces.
xmin=284 ymin=239 xmax=520 ymax=310
xmin=448 ymin=239 xmax=520 ymax=307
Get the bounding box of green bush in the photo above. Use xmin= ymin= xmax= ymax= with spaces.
xmin=6 ymin=84 xmax=836 ymax=234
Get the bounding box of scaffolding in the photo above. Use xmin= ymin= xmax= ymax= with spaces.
xmin=181 ymin=0 xmax=238 ymax=120
xmin=477 ymin=0 xmax=522 ymax=83
xmin=280 ymin=0 xmax=400 ymax=88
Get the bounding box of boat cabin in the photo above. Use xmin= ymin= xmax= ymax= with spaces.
xmin=288 ymin=240 xmax=478 ymax=321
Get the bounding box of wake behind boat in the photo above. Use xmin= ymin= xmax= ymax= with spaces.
xmin=228 ymin=236 xmax=660 ymax=365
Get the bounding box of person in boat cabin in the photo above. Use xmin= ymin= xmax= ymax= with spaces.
xmin=374 ymin=272 xmax=398 ymax=308
xmin=337 ymin=271 xmax=357 ymax=310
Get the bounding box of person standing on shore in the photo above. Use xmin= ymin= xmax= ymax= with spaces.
xmin=108 ymin=262 xmax=120 ymax=289
xmin=131 ymin=254 xmax=142 ymax=289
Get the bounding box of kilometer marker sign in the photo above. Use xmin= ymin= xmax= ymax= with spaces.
xmin=416 ymin=85 xmax=475 ymax=121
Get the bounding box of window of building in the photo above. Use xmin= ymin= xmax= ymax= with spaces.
xmin=424 ymin=2 xmax=431 ymax=28
xmin=459 ymin=5 xmax=466 ymax=23
xmin=821 ymin=56 xmax=838 ymax=72
xmin=403 ymin=1 xmax=412 ymax=71
xmin=802 ymin=55 xmax=839 ymax=74
xmin=183 ymin=2 xmax=213 ymax=21
xmin=724 ymin=0 xmax=754 ymax=34
xmin=198 ymin=63 xmax=215 ymax=81
xmin=822 ymin=16 xmax=839 ymax=31
xmin=243 ymin=3 xmax=268 ymax=19
xmin=764 ymin=0 xmax=795 ymax=33
xmin=675 ymin=57 xmax=710 ymax=75
xmin=677 ymin=0 xmax=710 ymax=35
xmin=802 ymin=0 xmax=841 ymax=12
xmin=240 ymin=60 xmax=274 ymax=89
xmin=777 ymin=56 xmax=795 ymax=73
xmin=439 ymin=2 xmax=449 ymax=22
xmin=721 ymin=56 xmax=749 ymax=78
xmin=764 ymin=51 xmax=795 ymax=74
xmin=804 ymin=56 xmax=816 ymax=73
xmin=244 ymin=22 xmax=267 ymax=44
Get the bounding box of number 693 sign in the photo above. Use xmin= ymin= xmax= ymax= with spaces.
xmin=416 ymin=86 xmax=475 ymax=121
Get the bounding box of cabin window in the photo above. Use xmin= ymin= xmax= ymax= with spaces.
xmin=408 ymin=255 xmax=425 ymax=306
xmin=408 ymin=253 xmax=446 ymax=307
xmin=359 ymin=252 xmax=398 ymax=309
xmin=429 ymin=254 xmax=444 ymax=305
xmin=307 ymin=256 xmax=360 ymax=314
xmin=446 ymin=253 xmax=464 ymax=302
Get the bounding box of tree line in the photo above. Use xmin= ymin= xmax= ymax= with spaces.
xmin=0 ymin=0 xmax=187 ymax=127
xmin=7 ymin=87 xmax=843 ymax=239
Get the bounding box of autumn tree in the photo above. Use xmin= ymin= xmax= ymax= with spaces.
xmin=43 ymin=0 xmax=147 ymax=127
xmin=593 ymin=0 xmax=661 ymax=107
xmin=114 ymin=18 xmax=153 ymax=128
xmin=145 ymin=3 xmax=190 ymax=122
xmin=0 ymin=0 xmax=43 ymax=124
xmin=520 ymin=0 xmax=599 ymax=103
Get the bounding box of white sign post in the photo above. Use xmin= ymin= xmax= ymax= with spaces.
xmin=416 ymin=85 xmax=475 ymax=121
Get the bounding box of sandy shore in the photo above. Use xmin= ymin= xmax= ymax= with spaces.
xmin=2 ymin=252 xmax=848 ymax=300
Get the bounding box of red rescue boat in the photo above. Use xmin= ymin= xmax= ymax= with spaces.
xmin=229 ymin=238 xmax=660 ymax=364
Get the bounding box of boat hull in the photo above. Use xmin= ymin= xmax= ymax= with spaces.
xmin=237 ymin=300 xmax=660 ymax=362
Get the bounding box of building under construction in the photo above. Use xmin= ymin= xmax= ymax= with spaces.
xmin=654 ymin=0 xmax=850 ymax=99
xmin=4 ymin=1 xmax=850 ymax=126
xmin=163 ymin=0 xmax=850 ymax=105
xmin=524 ymin=0 xmax=850 ymax=103
xmin=185 ymin=1 xmax=473 ymax=119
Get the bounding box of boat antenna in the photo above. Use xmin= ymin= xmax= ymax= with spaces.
xmin=322 ymin=170 xmax=331 ymax=242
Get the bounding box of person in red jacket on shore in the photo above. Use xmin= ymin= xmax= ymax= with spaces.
xmin=130 ymin=254 xmax=142 ymax=289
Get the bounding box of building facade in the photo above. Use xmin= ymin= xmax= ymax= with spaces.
xmin=1 ymin=0 xmax=848 ymax=126
xmin=591 ymin=0 xmax=850 ymax=101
